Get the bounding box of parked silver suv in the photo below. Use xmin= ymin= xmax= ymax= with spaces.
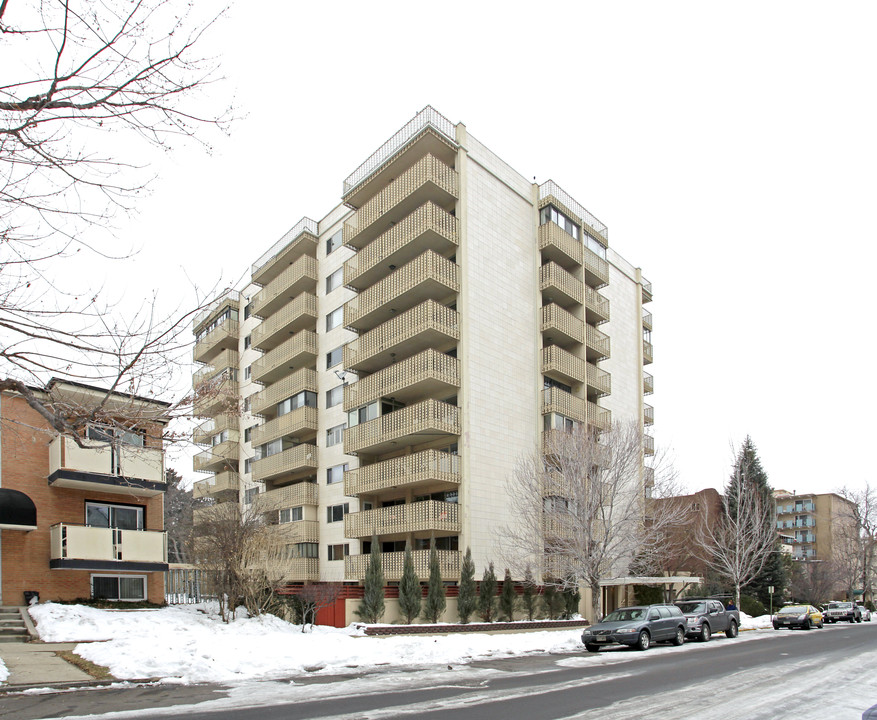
xmin=823 ymin=601 xmax=862 ymax=623
xmin=582 ymin=604 xmax=687 ymax=652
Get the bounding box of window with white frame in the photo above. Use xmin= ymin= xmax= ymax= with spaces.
xmin=327 ymin=503 xmax=349 ymax=523
xmin=85 ymin=502 xmax=144 ymax=530
xmin=91 ymin=574 xmax=146 ymax=601
xmin=327 ymin=463 xmax=348 ymax=484
xmin=326 ymin=306 xmax=343 ymax=331
xmin=326 ymin=230 xmax=343 ymax=255
xmin=326 ymin=346 xmax=343 ymax=368
xmin=327 ymin=543 xmax=349 ymax=561
xmin=326 ymin=384 xmax=344 ymax=408
xmin=244 ymin=487 xmax=260 ymax=504
xmin=326 ymin=268 xmax=343 ymax=294
xmin=279 ymin=507 xmax=303 ymax=523
xmin=326 ymin=423 xmax=345 ymax=447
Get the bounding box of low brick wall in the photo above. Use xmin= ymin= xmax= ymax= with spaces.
xmin=363 ymin=619 xmax=590 ymax=636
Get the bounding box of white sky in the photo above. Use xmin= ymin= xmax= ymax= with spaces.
xmin=96 ymin=2 xmax=877 ymax=494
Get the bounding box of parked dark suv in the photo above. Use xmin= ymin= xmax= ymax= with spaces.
xmin=582 ymin=604 xmax=687 ymax=652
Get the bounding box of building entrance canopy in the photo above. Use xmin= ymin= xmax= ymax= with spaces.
xmin=0 ymin=488 xmax=38 ymax=530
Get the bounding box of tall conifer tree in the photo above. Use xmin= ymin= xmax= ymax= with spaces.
xmin=398 ymin=544 xmax=421 ymax=624
xmin=457 ymin=547 xmax=477 ymax=623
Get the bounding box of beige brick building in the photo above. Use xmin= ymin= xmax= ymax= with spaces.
xmin=773 ymin=489 xmax=857 ymax=562
xmin=191 ymin=107 xmax=654 ymax=619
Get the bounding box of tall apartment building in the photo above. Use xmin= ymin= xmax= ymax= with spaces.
xmin=773 ymin=490 xmax=856 ymax=562
xmin=192 ymin=107 xmax=654 ymax=614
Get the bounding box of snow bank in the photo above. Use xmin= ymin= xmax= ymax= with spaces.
xmin=739 ymin=611 xmax=774 ymax=630
xmin=0 ymin=656 xmax=9 ymax=683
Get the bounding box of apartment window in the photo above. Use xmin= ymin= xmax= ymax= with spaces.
xmin=244 ymin=303 xmax=252 ymax=320
xmin=91 ymin=575 xmax=146 ymax=602
xmin=244 ymin=458 xmax=253 ymax=474
xmin=326 ymin=346 xmax=343 ymax=369
xmin=347 ymin=397 xmax=404 ymax=427
xmin=327 ymin=543 xmax=349 ymax=561
xmin=244 ymin=487 xmax=260 ymax=505
xmin=87 ymin=425 xmax=144 ymax=448
xmin=211 ymin=430 xmax=228 ymax=446
xmin=244 ymin=334 xmax=251 ymax=350
xmin=326 ymin=423 xmax=345 ymax=447
xmin=414 ymin=536 xmax=459 ymax=551
xmin=85 ymin=502 xmax=144 ymax=530
xmin=243 ymin=397 xmax=251 ymax=413
xmin=326 ymin=230 xmax=343 ymax=255
xmin=326 ymin=268 xmax=343 ymax=294
xmin=244 ymin=427 xmax=253 ymax=443
xmin=327 ymin=503 xmax=349 ymax=523
xmin=195 ymin=307 xmax=239 ymax=343
xmin=244 ymin=365 xmax=251 ymax=381
xmin=277 ymin=390 xmax=317 ymax=416
xmin=255 ymin=438 xmax=284 ymax=461
xmin=539 ymin=204 xmax=580 ymax=240
xmin=326 ymin=306 xmax=343 ymax=331
xmin=543 ymin=377 xmax=572 ymax=394
xmin=279 ymin=507 xmax=303 ymax=523
xmin=543 ymin=412 xmax=579 ymax=433
xmin=286 ymin=542 xmax=319 ymax=559
xmin=415 ymin=490 xmax=458 ymax=504
xmin=326 ymin=384 xmax=344 ymax=408
xmin=327 ymin=463 xmax=348 ymax=484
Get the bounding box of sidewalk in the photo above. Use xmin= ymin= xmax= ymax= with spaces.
xmin=0 ymin=641 xmax=101 ymax=691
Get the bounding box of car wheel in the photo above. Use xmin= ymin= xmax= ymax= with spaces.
xmin=857 ymin=616 xmax=863 ymax=623
xmin=700 ymin=624 xmax=712 ymax=642
xmin=726 ymin=620 xmax=739 ymax=638
xmin=672 ymin=627 xmax=685 ymax=646
xmin=773 ymin=623 xmax=780 ymax=630
xmin=585 ymin=643 xmax=600 ymax=653
xmin=803 ymin=619 xmax=811 ymax=630
xmin=636 ymin=630 xmax=651 ymax=651
xmin=818 ymin=621 xmax=824 ymax=629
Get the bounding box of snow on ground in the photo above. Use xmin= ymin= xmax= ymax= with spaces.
xmin=739 ymin=611 xmax=774 ymax=629
xmin=0 ymin=656 xmax=9 ymax=683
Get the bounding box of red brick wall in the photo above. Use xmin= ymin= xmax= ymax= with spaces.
xmin=1 ymin=394 xmax=166 ymax=605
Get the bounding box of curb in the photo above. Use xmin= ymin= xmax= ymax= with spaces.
xmin=0 ymin=677 xmax=159 ymax=695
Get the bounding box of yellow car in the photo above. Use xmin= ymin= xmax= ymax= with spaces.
xmin=773 ymin=604 xmax=823 ymax=630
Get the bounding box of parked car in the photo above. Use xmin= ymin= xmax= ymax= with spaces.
xmin=858 ymin=605 xmax=871 ymax=622
xmin=773 ymin=605 xmax=823 ymax=630
xmin=674 ymin=598 xmax=740 ymax=641
xmin=582 ymin=604 xmax=687 ymax=652
xmin=823 ymin=601 xmax=862 ymax=623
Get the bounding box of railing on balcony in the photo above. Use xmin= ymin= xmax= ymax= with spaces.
xmin=345 ymin=450 xmax=460 ymax=496
xmin=253 ymin=481 xmax=319 ymax=514
xmin=193 ymin=349 xmax=239 ymax=386
xmin=343 ymin=349 xmax=460 ymax=411
xmin=193 ymin=320 xmax=239 ymax=364
xmin=641 ymin=278 xmax=653 ymax=303
xmin=541 ymin=303 xmax=584 ymax=346
xmin=644 ymin=434 xmax=655 ymax=456
xmin=587 ymin=363 xmax=611 ymax=397
xmin=50 ymin=523 xmax=167 ymax=565
xmin=538 ymin=221 xmax=582 ymax=269
xmin=49 ymin=436 xmax=164 ymax=485
xmin=193 ymin=414 xmax=240 ymax=446
xmin=343 ymin=300 xmax=459 ymax=373
xmin=250 ymin=406 xmax=318 ymax=447
xmin=251 ymin=330 xmax=318 ymax=385
xmin=251 ymin=293 xmax=318 ymax=351
xmin=278 ymin=557 xmax=320 ymax=581
xmin=540 ymin=262 xmax=583 ymax=307
xmin=542 ymin=387 xmax=588 ymax=423
xmin=643 ymin=371 xmax=654 ymax=395
xmin=343 ymin=155 xmax=458 ymax=249
xmin=538 ymin=180 xmax=608 ymax=242
xmin=643 ymin=339 xmax=654 ymax=364
xmin=252 ymin=444 xmax=318 ymax=483
xmin=251 ymin=255 xmax=319 ymax=319
xmin=344 ymin=250 xmax=460 ymax=332
xmin=644 ymin=404 xmax=654 ymax=426
xmin=345 ymin=500 xmax=460 ymax=538
xmin=346 ymin=548 xmax=460 ymax=581
xmin=542 ymin=345 xmax=587 ymax=385
xmin=584 ymin=286 xmax=610 ymax=324
xmin=588 ymin=402 xmax=612 ymax=431
xmin=251 ymin=217 xmax=319 ymax=286
xmin=585 ymin=325 xmax=611 ymax=360
xmin=583 ymin=246 xmax=610 ymax=288
xmin=251 ymin=369 xmax=319 ymax=418
xmin=192 ymin=471 xmax=240 ymax=499
xmin=642 ymin=310 xmax=653 ymax=331
xmin=193 ymin=375 xmax=239 ymax=418
xmin=264 ymin=520 xmax=320 ymax=545
xmin=193 ymin=439 xmax=239 ymax=473
xmin=193 ymin=290 xmax=242 ymax=334
xmin=344 ymin=399 xmax=460 ymax=455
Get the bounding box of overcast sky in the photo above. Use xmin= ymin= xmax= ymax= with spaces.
xmin=101 ymin=2 xmax=876 ymax=494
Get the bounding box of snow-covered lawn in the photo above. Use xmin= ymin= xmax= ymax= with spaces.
xmin=0 ymin=656 xmax=9 ymax=683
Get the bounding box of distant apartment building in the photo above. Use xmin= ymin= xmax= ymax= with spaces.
xmin=0 ymin=380 xmax=170 ymax=605
xmin=191 ymin=107 xmax=654 ymax=618
xmin=773 ymin=490 xmax=857 ymax=562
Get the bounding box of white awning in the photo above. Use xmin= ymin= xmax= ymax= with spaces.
xmin=599 ymin=576 xmax=702 ymax=587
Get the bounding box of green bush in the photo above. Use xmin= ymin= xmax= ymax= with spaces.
xmin=633 ymin=585 xmax=663 ymax=606
xmin=740 ymin=595 xmax=766 ymax=617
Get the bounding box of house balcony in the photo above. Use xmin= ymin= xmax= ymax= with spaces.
xmin=583 ymin=246 xmax=610 ymax=289
xmin=193 ymin=471 xmax=240 ymax=499
xmin=252 ymin=481 xmax=319 ymax=515
xmin=251 ymin=369 xmax=319 ymax=419
xmin=344 ymin=500 xmax=460 ymax=540
xmin=193 ymin=439 xmax=239 ymax=474
xmin=644 ymin=434 xmax=655 ymax=456
xmin=644 ymin=404 xmax=654 ymax=426
xmin=343 ymin=349 xmax=460 ymax=411
xmin=587 ymin=363 xmax=612 ymax=397
xmin=251 ymin=293 xmax=318 ymax=351
xmin=538 ymin=221 xmax=583 ymax=269
xmin=250 ymin=406 xmax=318 ymax=447
xmin=252 ymin=444 xmax=318 ymax=483
xmin=584 ymin=286 xmax=610 ymax=324
xmin=264 ymin=520 xmax=320 ymax=545
xmin=541 ymin=304 xmax=584 ymax=347
xmin=585 ymin=325 xmax=611 ymax=361
xmin=643 ymin=339 xmax=654 ymax=365
xmin=278 ymin=557 xmax=320 ymax=582
xmin=344 ymin=399 xmax=460 ymax=456
xmin=193 ymin=414 xmax=240 ymax=446
xmin=346 ymin=548 xmax=460 ymax=582
xmin=251 ymin=255 xmax=318 ymax=319
xmin=251 ymin=330 xmax=318 ymax=385
xmin=193 ymin=375 xmax=239 ymax=418
xmin=542 ymin=387 xmax=588 ymax=424
xmin=643 ymin=371 xmax=654 ymax=395
xmin=193 ymin=349 xmax=238 ymax=386
xmin=343 ymin=251 xmax=459 ymax=333
xmin=542 ymin=345 xmax=586 ymax=386
xmin=343 ymin=300 xmax=459 ymax=374
xmin=540 ymin=262 xmax=583 ymax=308
xmin=344 ymin=449 xmax=460 ymax=496
xmin=343 ymin=154 xmax=458 ymax=250
xmin=641 ymin=279 xmax=653 ymax=304
xmin=588 ymin=402 xmax=612 ymax=431
xmin=539 ymin=181 xmax=609 ymax=244
xmin=642 ymin=311 xmax=653 ymax=331
xmin=344 ymin=202 xmax=459 ymax=291
xmin=193 ymin=320 xmax=239 ymax=365
xmin=48 ymin=436 xmax=165 ymax=497
xmin=193 ymin=290 xmax=241 ymax=337
xmin=251 ymin=218 xmax=319 ymax=287
xmin=50 ymin=523 xmax=168 ymax=571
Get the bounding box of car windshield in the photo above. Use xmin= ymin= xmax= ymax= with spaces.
xmin=603 ymin=608 xmax=645 ymax=623
xmin=676 ymin=602 xmax=707 ymax=614
xmin=779 ymin=606 xmax=808 ymax=614
xmin=828 ymin=603 xmax=850 ymax=609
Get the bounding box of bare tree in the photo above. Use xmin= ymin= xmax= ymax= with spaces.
xmin=503 ymin=420 xmax=677 ymax=621
xmin=296 ymin=584 xmax=343 ymax=633
xmin=788 ymin=558 xmax=841 ymax=605
xmin=836 ymin=483 xmax=877 ymax=603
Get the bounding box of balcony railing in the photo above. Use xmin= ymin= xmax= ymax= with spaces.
xmin=343 ymin=349 xmax=460 ymax=411
xmin=264 ymin=520 xmax=319 ymax=545
xmin=346 ymin=548 xmax=460 ymax=581
xmin=251 ymin=255 xmax=318 ymax=319
xmin=345 ymin=500 xmax=460 ymax=539
xmin=583 ymin=246 xmax=610 ymax=289
xmin=644 ymin=403 xmax=654 ymax=426
xmin=641 ymin=278 xmax=653 ymax=303
xmin=585 ymin=325 xmax=610 ymax=361
xmin=193 ymin=349 xmax=239 ymax=387
xmin=642 ymin=310 xmax=653 ymax=331
xmin=542 ymin=345 xmax=587 ymax=385
xmin=193 ymin=320 xmax=239 ymax=364
xmin=193 ymin=375 xmax=239 ymax=418
xmin=584 ymin=286 xmax=610 ymax=324
xmin=193 ymin=414 xmax=240 ymax=446
xmin=252 ymin=481 xmax=319 ymax=514
xmin=192 ymin=471 xmax=240 ymax=499
xmin=344 ymin=251 xmax=460 ymax=332
xmin=251 ymin=292 xmax=318 ymax=351
xmin=50 ymin=523 xmax=167 ymax=566
xmin=538 ymin=180 xmax=609 ymax=242
xmin=344 ymin=202 xmax=458 ymax=291
xmin=542 ymin=387 xmax=588 ymax=424
xmin=251 ymin=369 xmax=319 ymax=418
xmin=538 ymin=221 xmax=582 ymax=269
xmin=343 ymin=300 xmax=459 ymax=373
xmin=643 ymin=371 xmax=654 ymax=395
xmin=251 ymin=330 xmax=318 ymax=385
xmin=251 ymin=218 xmax=319 ymax=287
xmin=252 ymin=443 xmax=318 ymax=483
xmin=540 ymin=262 xmax=583 ymax=307
xmin=278 ymin=557 xmax=320 ymax=581
xmin=589 ymin=402 xmax=612 ymax=431
xmin=193 ymin=290 xmax=242 ymax=335
xmin=643 ymin=339 xmax=654 ymax=365
xmin=644 ymin=434 xmax=655 ymax=456
xmin=193 ymin=439 xmax=239 ymax=474
xmin=345 ymin=449 xmax=460 ymax=496
xmin=250 ymin=406 xmax=318 ymax=447
xmin=344 ymin=399 xmax=460 ymax=455
xmin=541 ymin=303 xmax=584 ymax=346
xmin=48 ymin=436 xmax=165 ymax=495
xmin=587 ymin=363 xmax=612 ymax=397
xmin=343 ymin=154 xmax=458 ymax=249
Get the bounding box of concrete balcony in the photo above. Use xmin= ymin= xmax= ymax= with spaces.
xmin=538 ymin=221 xmax=582 ymax=269
xmin=193 ymin=439 xmax=239 ymax=474
xmin=589 ymin=402 xmax=611 ymax=431
xmin=48 ymin=436 xmax=165 ymax=497
xmin=585 ymin=325 xmax=611 ymax=361
xmin=193 ymin=290 xmax=241 ymax=336
xmin=344 ymin=202 xmax=459 ymax=291
xmin=250 ymin=406 xmax=318 ymax=447
xmin=193 ymin=349 xmax=238 ymax=387
xmin=193 ymin=375 xmax=239 ymax=418
xmin=251 ymin=255 xmax=318 ymax=319
xmin=279 ymin=557 xmax=320 ymax=581
xmin=344 ymin=251 xmax=460 ymax=333
xmin=344 ymin=449 xmax=460 ymax=496
xmin=50 ymin=523 xmax=168 ymax=571
xmin=644 ymin=403 xmax=654 ymax=426
xmin=343 ymin=300 xmax=459 ymax=374
xmin=587 ymin=363 xmax=611 ymax=398
xmin=643 ymin=339 xmax=654 ymax=365
xmin=344 ymin=399 xmax=460 ymax=456
xmin=251 ymin=218 xmax=319 ymax=287
xmin=644 ymin=434 xmax=655 ymax=456
xmin=346 ymin=548 xmax=460 ymax=582
xmin=542 ymin=387 xmax=588 ymax=424
xmin=343 ymin=154 xmax=458 ymax=250
xmin=542 ymin=345 xmax=586 ymax=386
xmin=193 ymin=414 xmax=240 ymax=446
xmin=642 ymin=279 xmax=653 ymax=304
xmin=265 ymin=520 xmax=319 ymax=545
xmin=251 ymin=292 xmax=318 ymax=351
xmin=642 ymin=310 xmax=653 ymax=331
xmin=193 ymin=320 xmax=239 ymax=365
xmin=193 ymin=471 xmax=240 ymax=500
xmin=251 ymin=369 xmax=319 ymax=419
xmin=540 ymin=262 xmax=583 ymax=308
xmin=252 ymin=444 xmax=318 ymax=483
xmin=583 ymin=246 xmax=610 ymax=289
xmin=252 ymin=481 xmax=319 ymax=514
xmin=584 ymin=286 xmax=610 ymax=324
xmin=251 ymin=330 xmax=318 ymax=385
xmin=344 ymin=500 xmax=460 ymax=540
xmin=541 ymin=303 xmax=584 ymax=347
xmin=343 ymin=349 xmax=460 ymax=411
xmin=643 ymin=371 xmax=654 ymax=395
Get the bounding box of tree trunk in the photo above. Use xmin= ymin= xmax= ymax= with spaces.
xmin=590 ymin=580 xmax=601 ymax=622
